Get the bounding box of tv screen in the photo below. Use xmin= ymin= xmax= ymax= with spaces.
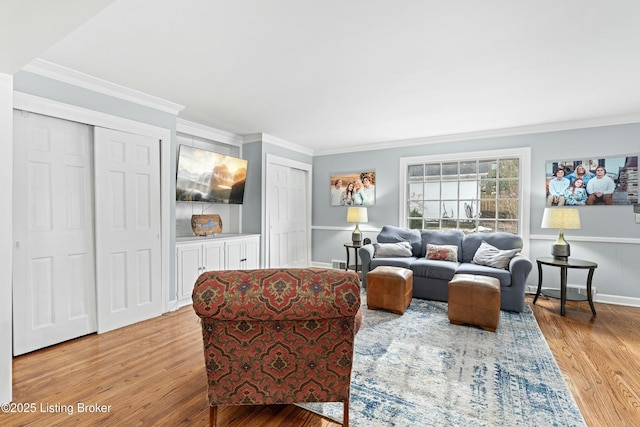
xmin=176 ymin=145 xmax=248 ymax=204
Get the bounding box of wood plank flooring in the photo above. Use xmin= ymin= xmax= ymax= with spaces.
xmin=528 ymin=294 xmax=640 ymax=427
xmin=3 ymin=295 xmax=639 ymax=427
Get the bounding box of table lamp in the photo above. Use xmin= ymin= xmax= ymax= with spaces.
xmin=347 ymin=207 xmax=368 ymax=245
xmin=541 ymin=207 xmax=581 ymax=261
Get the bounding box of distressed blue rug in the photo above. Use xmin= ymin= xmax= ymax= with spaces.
xmin=302 ymin=296 xmax=586 ymax=427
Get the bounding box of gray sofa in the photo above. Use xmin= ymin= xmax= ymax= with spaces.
xmin=359 ymin=225 xmax=533 ymax=312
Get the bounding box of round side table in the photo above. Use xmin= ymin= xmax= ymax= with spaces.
xmin=343 ymin=242 xmax=362 ymax=273
xmin=533 ymin=257 xmax=597 ymax=316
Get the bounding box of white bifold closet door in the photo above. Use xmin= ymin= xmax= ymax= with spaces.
xmin=12 ymin=111 xmax=97 ymax=355
xmin=93 ymin=127 xmax=162 ymax=333
xmin=13 ymin=112 xmax=163 ymax=355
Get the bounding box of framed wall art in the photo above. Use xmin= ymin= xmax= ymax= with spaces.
xmin=545 ymin=154 xmax=637 ymax=206
xmin=330 ymin=170 xmax=376 ymax=206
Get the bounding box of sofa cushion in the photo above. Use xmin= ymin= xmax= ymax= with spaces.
xmin=426 ymin=244 xmax=458 ymax=262
xmin=370 ymin=257 xmax=417 ymax=271
xmin=472 ymin=240 xmax=521 ymax=269
xmin=374 ymin=241 xmax=413 ymax=257
xmin=462 ymin=232 xmax=523 ymax=263
xmin=420 ymin=229 xmax=464 ymax=259
xmin=410 ymin=258 xmax=458 ymax=281
xmin=455 ymin=262 xmax=513 ymax=287
xmin=377 ymin=225 xmax=423 ymax=257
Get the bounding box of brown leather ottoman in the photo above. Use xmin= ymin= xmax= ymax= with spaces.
xmin=448 ymin=274 xmax=500 ymax=332
xmin=366 ymin=266 xmax=413 ymax=315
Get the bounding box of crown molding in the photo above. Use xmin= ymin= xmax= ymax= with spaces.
xmin=22 ymin=58 xmax=185 ymax=115
xmin=243 ymin=132 xmax=314 ymax=157
xmin=314 ymin=114 xmax=640 ymax=156
xmin=176 ymin=118 xmax=243 ymax=146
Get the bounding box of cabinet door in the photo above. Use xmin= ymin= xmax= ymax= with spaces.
xmin=202 ymin=241 xmax=225 ymax=272
xmin=225 ymin=239 xmax=244 ymax=270
xmin=176 ymin=243 xmax=202 ymax=302
xmin=243 ymin=236 xmax=260 ymax=269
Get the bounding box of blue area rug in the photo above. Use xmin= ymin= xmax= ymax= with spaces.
xmin=302 ymin=296 xmax=586 ymax=427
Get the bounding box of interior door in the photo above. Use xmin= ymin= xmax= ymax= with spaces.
xmin=12 ymin=110 xmax=97 ymax=355
xmin=267 ymin=159 xmax=309 ymax=268
xmin=94 ymin=127 xmax=162 ymax=333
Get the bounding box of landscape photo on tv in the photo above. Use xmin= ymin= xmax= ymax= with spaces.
xmin=176 ymin=145 xmax=248 ymax=204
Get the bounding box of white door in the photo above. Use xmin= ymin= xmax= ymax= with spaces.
xmin=94 ymin=127 xmax=162 ymax=333
xmin=288 ymin=168 xmax=309 ymax=267
xmin=267 ymin=159 xmax=310 ymax=268
xmin=12 ymin=111 xmax=97 ymax=355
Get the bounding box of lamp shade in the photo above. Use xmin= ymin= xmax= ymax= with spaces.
xmin=541 ymin=208 xmax=581 ymax=230
xmin=541 ymin=207 xmax=580 ymax=260
xmin=346 ymin=207 xmax=368 ymax=223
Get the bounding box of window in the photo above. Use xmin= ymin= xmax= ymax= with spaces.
xmin=400 ymin=148 xmax=530 ymax=236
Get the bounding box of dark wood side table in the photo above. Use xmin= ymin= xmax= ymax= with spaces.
xmin=533 ymin=257 xmax=597 ymax=316
xmin=343 ymin=242 xmax=363 ymax=272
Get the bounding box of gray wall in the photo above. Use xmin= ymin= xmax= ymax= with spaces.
xmin=241 ymin=141 xmax=263 ymax=235
xmin=312 ymin=123 xmax=640 ymax=302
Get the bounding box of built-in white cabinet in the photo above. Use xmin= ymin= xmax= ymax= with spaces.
xmin=225 ymin=235 xmax=260 ymax=270
xmin=175 ymin=234 xmax=260 ymax=307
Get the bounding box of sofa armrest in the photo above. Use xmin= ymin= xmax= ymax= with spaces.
xmin=359 ymin=244 xmax=375 ymax=288
xmin=509 ymin=255 xmax=533 ymax=288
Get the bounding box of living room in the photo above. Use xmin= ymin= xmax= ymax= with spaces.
xmin=2 ymin=1 xmax=640 ymax=426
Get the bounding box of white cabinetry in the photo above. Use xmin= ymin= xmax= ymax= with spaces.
xmin=225 ymin=235 xmax=260 ymax=269
xmin=175 ymin=234 xmax=260 ymax=307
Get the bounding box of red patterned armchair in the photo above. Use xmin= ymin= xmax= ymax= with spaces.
xmin=192 ymin=268 xmax=362 ymax=427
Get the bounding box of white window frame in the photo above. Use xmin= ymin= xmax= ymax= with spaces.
xmin=399 ymin=147 xmax=531 ymax=255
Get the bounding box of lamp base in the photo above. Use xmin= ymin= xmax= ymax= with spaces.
xmin=352 ymin=223 xmax=362 ymax=245
xmin=551 ymin=229 xmax=570 ymax=261
xmin=352 ymin=233 xmax=362 ymax=246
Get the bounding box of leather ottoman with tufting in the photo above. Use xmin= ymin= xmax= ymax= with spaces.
xmin=448 ymin=273 xmax=500 ymax=332
xmin=366 ymin=266 xmax=413 ymax=315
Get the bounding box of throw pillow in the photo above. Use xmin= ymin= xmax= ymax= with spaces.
xmin=426 ymin=244 xmax=458 ymax=262
xmin=472 ymin=240 xmax=521 ymax=269
xmin=373 ymin=241 xmax=413 ymax=258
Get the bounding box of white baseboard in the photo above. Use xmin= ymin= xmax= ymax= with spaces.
xmin=594 ymin=293 xmax=640 ymax=308
xmin=312 ymin=262 xmax=333 ymax=269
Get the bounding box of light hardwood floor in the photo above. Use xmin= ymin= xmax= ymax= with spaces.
xmin=3 ymin=295 xmax=639 ymax=427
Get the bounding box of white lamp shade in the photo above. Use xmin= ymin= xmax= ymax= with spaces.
xmin=541 ymin=207 xmax=581 ymax=229
xmin=346 ymin=207 xmax=368 ymax=223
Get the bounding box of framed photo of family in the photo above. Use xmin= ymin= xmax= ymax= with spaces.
xmin=330 ymin=170 xmax=376 ymax=206
xmin=545 ymin=154 xmax=638 ymax=206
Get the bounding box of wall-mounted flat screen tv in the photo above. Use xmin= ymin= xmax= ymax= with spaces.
xmin=176 ymin=145 xmax=248 ymax=204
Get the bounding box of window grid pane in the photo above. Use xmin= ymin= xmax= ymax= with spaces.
xmin=405 ymin=157 xmax=521 ymax=234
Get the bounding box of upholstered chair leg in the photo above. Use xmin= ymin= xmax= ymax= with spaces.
xmin=209 ymin=406 xmax=217 ymax=427
xmin=343 ymin=401 xmax=349 ymax=427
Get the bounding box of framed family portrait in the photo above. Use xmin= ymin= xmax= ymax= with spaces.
xmin=545 ymin=154 xmax=638 ymax=206
xmin=330 ymin=170 xmax=376 ymax=206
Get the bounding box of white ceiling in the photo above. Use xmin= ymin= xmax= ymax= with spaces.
xmin=10 ymin=0 xmax=640 ymax=154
